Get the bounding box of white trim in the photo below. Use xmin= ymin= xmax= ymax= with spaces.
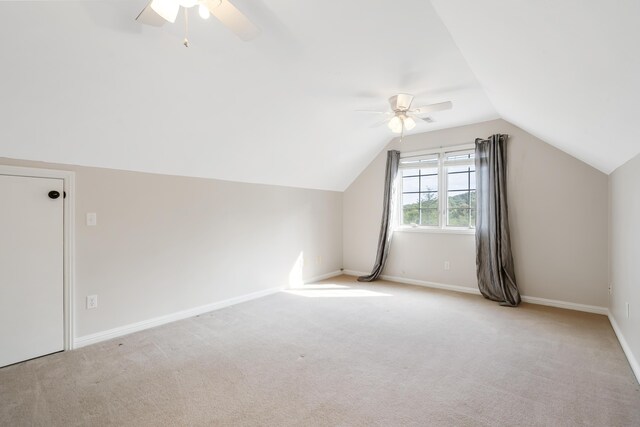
xmin=0 ymin=165 xmax=76 ymax=351
xmin=304 ymin=270 xmax=343 ymax=284
xmin=520 ymin=295 xmax=607 ymax=315
xmin=395 ymin=226 xmax=475 ymax=235
xmin=400 ymin=143 xmax=475 ymax=159
xmin=608 ymin=311 xmax=640 ymax=384
xmin=342 ymin=270 xmax=368 ymax=277
xmin=74 ymin=286 xmax=283 ymax=348
xmin=344 ymin=270 xmax=482 ymax=296
xmin=341 ymin=271 xmax=607 ymax=314
xmin=381 ymin=274 xmax=481 ymax=295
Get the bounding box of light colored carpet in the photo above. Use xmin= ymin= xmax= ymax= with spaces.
xmin=1 ymin=275 xmax=638 ymax=426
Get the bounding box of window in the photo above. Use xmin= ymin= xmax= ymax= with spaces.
xmin=398 ymin=146 xmax=476 ymax=232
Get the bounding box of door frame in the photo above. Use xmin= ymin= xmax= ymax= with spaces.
xmin=0 ymin=165 xmax=76 ymax=351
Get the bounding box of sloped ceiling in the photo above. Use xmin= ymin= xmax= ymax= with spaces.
xmin=4 ymin=2 xmax=631 ymax=190
xmin=430 ymin=0 xmax=640 ymax=174
xmin=0 ymin=1 xmax=497 ymax=191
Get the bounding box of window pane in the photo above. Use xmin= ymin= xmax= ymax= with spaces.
xmin=404 ymin=208 xmax=419 ymax=224
xmin=403 ymin=192 xmax=418 ymax=206
xmin=401 ymin=154 xmax=438 ymax=166
xmin=448 ymin=165 xmax=474 ymax=174
xmin=403 ymin=193 xmax=419 ymax=225
xmin=470 ymin=190 xmax=476 ymax=207
xmin=419 ymin=166 xmax=438 ymax=175
xmin=448 ymin=190 xmax=471 ymax=209
xmin=447 ymin=165 xmax=464 ymax=173
xmin=420 ymin=209 xmax=439 ymax=226
xmin=402 ymin=168 xmax=419 ymax=177
xmin=447 ymin=171 xmax=470 ymax=191
xmin=403 ymin=176 xmax=419 ymax=192
xmin=445 ymin=151 xmax=474 ymax=162
xmin=420 ymin=192 xmax=438 ymax=209
xmin=448 ymin=208 xmax=471 ymax=227
xmin=417 ymin=158 xmax=439 ymax=166
xmin=419 ymin=173 xmax=437 ymax=191
xmin=469 ymin=172 xmax=476 ymax=189
xmin=470 ymin=209 xmax=476 ymax=228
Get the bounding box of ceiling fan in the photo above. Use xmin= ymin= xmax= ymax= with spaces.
xmin=358 ymin=94 xmax=452 ymax=134
xmin=136 ymin=0 xmax=260 ymax=46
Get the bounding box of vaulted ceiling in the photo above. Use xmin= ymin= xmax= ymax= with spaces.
xmin=430 ymin=0 xmax=640 ymax=174
xmin=0 ymin=1 xmax=637 ymax=190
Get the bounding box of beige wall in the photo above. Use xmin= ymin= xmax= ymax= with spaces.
xmin=344 ymin=119 xmax=609 ymax=307
xmin=0 ymin=158 xmax=343 ymax=338
xmin=609 ymin=152 xmax=640 ymax=374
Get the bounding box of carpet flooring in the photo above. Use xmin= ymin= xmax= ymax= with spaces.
xmin=1 ymin=275 xmax=639 ymax=426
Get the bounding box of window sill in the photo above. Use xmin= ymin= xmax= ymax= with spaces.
xmin=395 ymin=226 xmax=475 ymax=235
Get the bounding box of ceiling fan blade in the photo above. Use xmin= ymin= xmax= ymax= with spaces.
xmin=412 ymin=101 xmax=453 ymax=115
xmin=369 ymin=118 xmax=391 ymax=128
xmin=203 ymin=0 xmax=261 ymax=41
xmin=135 ymin=1 xmax=168 ymax=26
xmin=420 ymin=116 xmax=435 ymax=123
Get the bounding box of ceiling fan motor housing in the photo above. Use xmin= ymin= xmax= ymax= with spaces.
xmin=389 ymin=93 xmax=414 ymax=111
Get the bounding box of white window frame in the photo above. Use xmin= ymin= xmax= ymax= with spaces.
xmin=396 ymin=143 xmax=476 ymax=234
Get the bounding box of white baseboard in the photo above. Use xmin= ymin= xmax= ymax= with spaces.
xmin=608 ymin=311 xmax=640 ymax=384
xmin=520 ymin=295 xmax=607 ymax=315
xmin=304 ymin=270 xmax=343 ymax=284
xmin=342 ymin=270 xmax=607 ymax=314
xmin=341 ymin=269 xmax=364 ymax=277
xmin=74 ymin=286 xmax=282 ymax=348
xmin=343 ymin=270 xmax=482 ymax=296
xmin=381 ymin=274 xmax=482 ymax=296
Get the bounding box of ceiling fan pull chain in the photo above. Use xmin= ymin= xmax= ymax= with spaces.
xmin=183 ymin=8 xmax=190 ymax=48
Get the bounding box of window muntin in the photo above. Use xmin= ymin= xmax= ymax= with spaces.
xmin=399 ymin=147 xmax=476 ymax=231
xmin=446 ymin=164 xmax=476 ymax=228
xmin=401 ymin=166 xmax=439 ymax=226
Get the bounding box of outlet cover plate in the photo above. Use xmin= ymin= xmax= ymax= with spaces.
xmin=87 ymin=295 xmax=98 ymax=309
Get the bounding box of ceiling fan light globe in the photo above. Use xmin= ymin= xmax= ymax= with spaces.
xmin=404 ymin=116 xmax=416 ymax=130
xmin=150 ymin=0 xmax=180 ymax=23
xmin=178 ymin=0 xmax=198 ymax=8
xmin=388 ymin=116 xmax=403 ymax=133
xmin=198 ymin=3 xmax=210 ymax=19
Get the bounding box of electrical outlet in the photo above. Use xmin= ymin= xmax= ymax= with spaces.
xmin=87 ymin=295 xmax=98 ymax=309
xmin=444 ymin=261 xmax=450 ymax=270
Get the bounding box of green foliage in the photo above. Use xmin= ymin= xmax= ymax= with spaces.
xmin=447 ymin=190 xmax=476 ymax=227
xmin=403 ymin=191 xmax=438 ymax=226
xmin=403 ymin=191 xmax=476 ymax=228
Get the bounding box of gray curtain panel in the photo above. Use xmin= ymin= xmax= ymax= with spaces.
xmin=475 ymin=135 xmax=521 ymax=306
xmin=358 ymin=150 xmax=401 ymax=282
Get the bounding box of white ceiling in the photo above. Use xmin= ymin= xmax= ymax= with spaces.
xmin=431 ymin=0 xmax=640 ymax=174
xmin=3 ymin=1 xmax=635 ymax=190
xmin=0 ymin=1 xmax=497 ymax=191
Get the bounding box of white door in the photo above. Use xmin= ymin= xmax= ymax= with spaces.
xmin=0 ymin=174 xmax=64 ymax=367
